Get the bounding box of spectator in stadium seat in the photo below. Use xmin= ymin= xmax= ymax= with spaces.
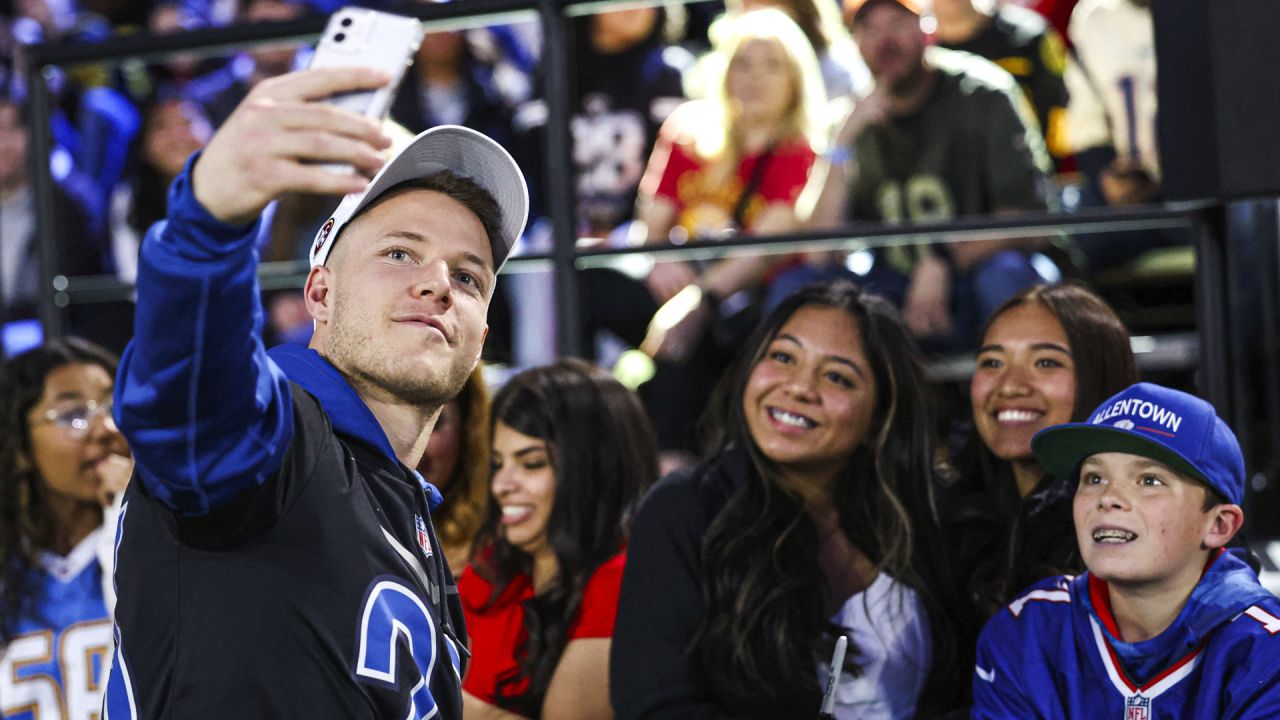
xmin=417 ymin=366 xmax=491 ymax=573
xmin=929 ymin=0 xmax=1071 ymax=165
xmin=390 ymin=29 xmax=518 ymax=146
xmin=506 ymin=4 xmax=690 ymax=417
xmin=1064 ymin=0 xmax=1180 ymax=272
xmin=460 ymin=359 xmax=658 ymax=719
xmin=941 ymin=283 xmax=1138 ymax=690
xmin=716 ymin=0 xmax=870 ymax=100
xmin=803 ymin=0 xmax=1055 ymax=352
xmin=513 ymin=4 xmax=688 ymax=242
xmin=612 ymin=280 xmax=966 ymax=719
xmin=110 ymin=92 xmax=213 ymax=284
xmin=0 ymin=338 xmax=133 ymax=717
xmin=0 ymin=94 xmax=108 ymax=324
xmin=632 ymin=7 xmax=826 ymax=454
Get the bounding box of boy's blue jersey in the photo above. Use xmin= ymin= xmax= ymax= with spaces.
xmin=973 ymin=548 xmax=1280 ymax=719
xmin=0 ymin=529 xmax=113 ymax=720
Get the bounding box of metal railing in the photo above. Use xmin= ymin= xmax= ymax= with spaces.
xmin=18 ymin=0 xmax=1277 ymax=527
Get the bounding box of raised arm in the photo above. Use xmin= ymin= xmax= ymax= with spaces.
xmin=116 ymin=68 xmax=392 ymax=516
xmin=805 ymin=90 xmax=888 ymax=231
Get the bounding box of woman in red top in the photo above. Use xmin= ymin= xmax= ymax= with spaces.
xmin=460 ymin=359 xmax=659 ymax=719
xmin=636 ymin=7 xmax=828 ymax=363
xmin=629 ymin=9 xmax=830 ymax=459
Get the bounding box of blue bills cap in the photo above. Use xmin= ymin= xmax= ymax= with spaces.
xmin=1032 ymin=382 xmax=1244 ymax=505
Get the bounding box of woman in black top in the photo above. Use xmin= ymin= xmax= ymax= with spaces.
xmin=943 ymin=282 xmax=1138 ymax=673
xmin=611 ymin=280 xmax=963 ymax=719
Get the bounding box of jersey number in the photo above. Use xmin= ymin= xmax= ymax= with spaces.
xmin=876 ymin=175 xmax=955 ymax=225
xmin=0 ymin=622 xmax=113 ymax=720
xmin=356 ymin=578 xmax=460 ymax=720
xmin=1244 ymin=606 xmax=1280 ymax=635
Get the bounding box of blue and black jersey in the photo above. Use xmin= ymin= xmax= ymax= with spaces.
xmin=103 ymin=159 xmax=465 ymax=719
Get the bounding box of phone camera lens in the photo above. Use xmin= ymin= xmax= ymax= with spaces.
xmin=334 ymin=32 xmax=346 ymax=42
xmin=340 ymin=17 xmax=352 ymax=27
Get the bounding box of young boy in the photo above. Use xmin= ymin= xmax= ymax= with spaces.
xmin=972 ymin=382 xmax=1280 ymax=718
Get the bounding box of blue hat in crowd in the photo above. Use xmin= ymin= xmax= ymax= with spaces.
xmin=1031 ymin=382 xmax=1245 ymax=505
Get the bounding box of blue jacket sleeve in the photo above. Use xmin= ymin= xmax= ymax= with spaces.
xmin=115 ymin=157 xmax=293 ymax=517
xmin=1221 ymin=616 xmax=1280 ymax=719
xmin=971 ymin=609 xmax=1041 ymax=719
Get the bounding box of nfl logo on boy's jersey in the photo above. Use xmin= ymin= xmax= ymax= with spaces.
xmin=1125 ymin=693 xmax=1150 ymax=719
xmin=416 ymin=514 xmax=433 ymax=558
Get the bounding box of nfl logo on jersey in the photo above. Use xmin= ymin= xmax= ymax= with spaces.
xmin=1126 ymin=694 xmax=1151 ymax=720
xmin=415 ymin=514 xmax=433 ymax=558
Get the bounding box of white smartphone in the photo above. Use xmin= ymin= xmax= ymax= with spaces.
xmin=309 ymin=7 xmax=425 ymax=121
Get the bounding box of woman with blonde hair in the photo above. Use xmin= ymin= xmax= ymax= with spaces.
xmin=417 ymin=366 xmax=492 ymax=571
xmin=635 ymin=7 xmax=831 ymax=454
xmin=717 ymin=0 xmax=870 ymax=99
xmin=639 ymin=7 xmax=827 ymax=246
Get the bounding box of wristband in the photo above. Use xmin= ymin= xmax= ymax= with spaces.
xmin=823 ymin=145 xmax=855 ymax=167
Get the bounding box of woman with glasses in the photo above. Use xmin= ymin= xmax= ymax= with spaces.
xmin=0 ymin=337 xmax=133 ymax=717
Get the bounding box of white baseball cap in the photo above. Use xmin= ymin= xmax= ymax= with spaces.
xmin=309 ymin=125 xmax=529 ymax=271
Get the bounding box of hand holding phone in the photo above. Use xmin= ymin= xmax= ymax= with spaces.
xmin=309 ymin=7 xmax=425 ymax=121
xmin=191 ymin=67 xmax=394 ymax=224
xmin=191 ymin=9 xmax=423 ymax=222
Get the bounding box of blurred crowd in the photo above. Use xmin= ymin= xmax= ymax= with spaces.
xmin=2 ymin=0 xmax=1171 ymax=466
xmin=8 ymin=276 xmax=1267 ymax=718
xmin=3 ymin=1 xmax=1272 ymax=718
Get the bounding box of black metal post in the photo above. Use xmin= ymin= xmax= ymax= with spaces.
xmin=538 ymin=0 xmax=582 ymax=357
xmin=1191 ymin=205 xmax=1233 ymax=427
xmin=25 ymin=61 xmax=65 ymax=338
xmin=1249 ymin=200 xmax=1280 ymax=536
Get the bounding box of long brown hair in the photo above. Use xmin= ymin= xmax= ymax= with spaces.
xmin=475 ymin=359 xmax=659 ymax=716
xmin=983 ymin=282 xmax=1138 ymax=423
xmin=697 ymin=280 xmax=953 ymax=707
xmin=428 ymin=366 xmax=491 ymax=566
xmin=0 ymin=338 xmax=119 ymax=643
xmin=969 ymin=282 xmax=1139 ymax=610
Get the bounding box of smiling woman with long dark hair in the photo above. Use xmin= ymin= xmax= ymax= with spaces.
xmin=611 ymin=280 xmax=964 ymax=719
xmin=942 ymin=282 xmax=1139 ymax=691
xmin=460 ymin=359 xmax=658 ymax=719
